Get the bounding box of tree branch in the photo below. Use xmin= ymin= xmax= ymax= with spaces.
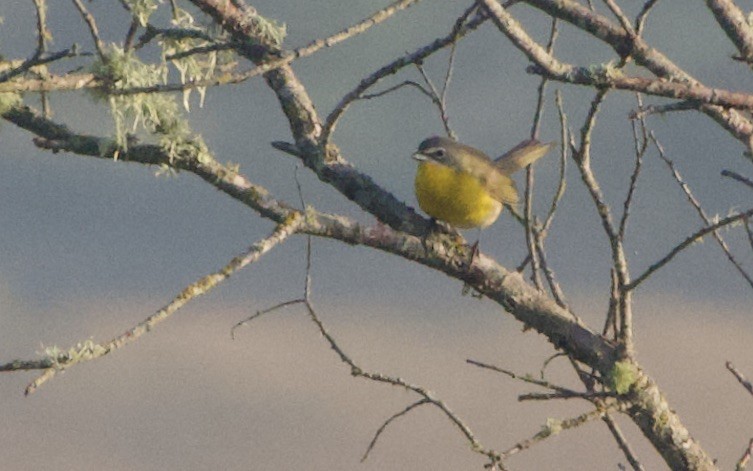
xmin=11 ymin=218 xmax=303 ymax=394
xmin=706 ymin=0 xmax=753 ymax=62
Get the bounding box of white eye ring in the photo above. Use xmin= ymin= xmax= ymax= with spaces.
xmin=433 ymin=148 xmax=446 ymax=158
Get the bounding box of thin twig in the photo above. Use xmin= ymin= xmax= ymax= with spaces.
xmin=323 ymin=6 xmax=491 ymax=142
xmin=19 ymin=218 xmax=303 ymax=394
xmin=635 ymin=0 xmax=660 ymax=35
xmin=500 ymin=408 xmax=605 ymax=459
xmin=736 ymin=438 xmax=753 ymax=471
xmin=651 ymin=132 xmax=753 ymax=291
xmin=746 ymin=217 xmax=753 ymax=254
xmin=361 ymin=400 xmax=430 ymax=462
xmin=305 ymin=298 xmax=502 ymax=465
xmin=569 ymin=89 xmax=633 ymax=354
xmin=69 ymin=0 xmax=422 ymax=98
xmin=466 ymin=359 xmax=587 ymax=397
xmin=525 ymin=172 xmax=543 ymax=291
xmin=230 ymin=299 xmax=304 ymax=339
xmin=166 ymin=42 xmax=236 ymax=61
xmin=526 ymin=92 xmax=570 ymax=310
xmin=415 ymin=62 xmax=456 ymax=140
xmin=0 ymin=48 xmax=83 ymax=85
xmin=124 ymin=19 xmax=139 ymax=52
xmin=361 ymin=80 xmax=435 ymax=101
xmin=603 ymin=414 xmax=646 ymax=471
xmin=627 ymin=208 xmax=753 ymax=290
xmin=70 ymin=0 xmax=106 ymax=59
xmin=523 ymin=18 xmax=558 ymax=291
xmin=604 ymin=269 xmax=619 ymax=339
xmin=602 ymin=0 xmax=636 ymax=36
xmin=440 ymin=43 xmax=457 ymax=140
xmin=541 ymin=90 xmax=568 ymax=233
xmin=619 ymin=94 xmax=649 ymax=242
xmin=629 ymin=101 xmax=699 ymax=119
xmin=722 ymin=169 xmax=753 ymax=190
xmin=530 ymin=19 xmax=558 ymax=140
xmin=433 ymin=2 xmax=480 ymax=140
xmin=519 ymin=391 xmax=613 ymax=401
xmin=520 ymin=0 xmax=753 ymax=145
xmin=533 ymin=226 xmax=570 ymax=310
xmin=727 ymin=361 xmax=753 ymax=397
xmin=32 ymin=0 xmax=49 ymax=57
xmin=540 ymin=352 xmax=567 ymax=380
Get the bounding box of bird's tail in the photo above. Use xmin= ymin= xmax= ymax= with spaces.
xmin=494 ymin=139 xmax=554 ymax=174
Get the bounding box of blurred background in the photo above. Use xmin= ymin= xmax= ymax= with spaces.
xmin=1 ymin=1 xmax=752 ymax=469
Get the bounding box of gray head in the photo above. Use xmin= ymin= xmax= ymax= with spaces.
xmin=413 ymin=136 xmax=493 ymax=170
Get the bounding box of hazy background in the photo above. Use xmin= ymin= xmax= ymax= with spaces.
xmin=1 ymin=1 xmax=752 ymax=469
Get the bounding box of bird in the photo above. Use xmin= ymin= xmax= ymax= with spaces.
xmin=412 ymin=136 xmax=553 ymax=230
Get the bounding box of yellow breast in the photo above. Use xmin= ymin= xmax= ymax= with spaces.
xmin=414 ymin=161 xmax=503 ymax=228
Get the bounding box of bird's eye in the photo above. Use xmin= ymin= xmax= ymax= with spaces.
xmin=432 ymin=148 xmax=446 ymax=158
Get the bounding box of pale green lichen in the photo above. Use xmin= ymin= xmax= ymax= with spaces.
xmin=608 ymin=360 xmax=638 ymax=394
xmin=0 ymin=92 xmax=21 ymax=115
xmin=124 ymin=0 xmax=160 ymax=27
xmin=536 ymin=418 xmax=563 ymax=439
xmin=90 ymin=46 xmax=181 ymax=148
xmin=160 ymin=7 xmax=220 ymax=111
xmin=243 ymin=10 xmax=286 ymax=47
xmin=41 ymin=339 xmax=106 ymax=368
xmin=90 ymin=45 xmax=214 ymax=167
xmin=588 ymin=61 xmax=624 ymax=83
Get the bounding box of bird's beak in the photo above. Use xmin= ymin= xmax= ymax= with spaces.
xmin=412 ymin=152 xmax=427 ymax=162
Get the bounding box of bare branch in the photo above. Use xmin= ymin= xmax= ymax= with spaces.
xmin=619 ymin=94 xmax=649 ymax=242
xmin=124 ymin=18 xmax=139 ymax=52
xmin=530 ymin=17 xmax=558 ymax=140
xmin=304 ymin=297 xmax=502 ymax=466
xmin=8 ymin=0 xmax=420 ymax=98
xmin=166 ymin=42 xmax=236 ymax=61
xmin=722 ymin=169 xmax=753 ymax=190
xmin=521 ymin=0 xmax=753 ymax=143
xmin=533 ymin=226 xmax=571 ymax=310
xmin=500 ymin=409 xmax=605 ymax=459
xmin=727 ymin=361 xmax=753 ymax=397
xmin=70 ymin=0 xmax=106 ymax=59
xmin=414 ymin=61 xmax=457 ymax=140
xmin=602 ymin=0 xmax=636 ymax=36
xmin=519 ymin=391 xmax=613 ymax=401
xmin=0 ymin=48 xmax=84 ymax=85
xmin=525 ymin=64 xmax=753 ymax=112
xmin=706 ymin=0 xmax=753 ymax=62
xmin=230 ymin=299 xmax=304 ymax=339
xmin=361 ymin=400 xmax=430 ymax=462
xmin=736 ymin=438 xmax=753 ymax=471
xmin=651 ymin=133 xmax=753 ymax=290
xmin=635 ymin=0 xmax=660 ymax=35
xmin=361 ymin=80 xmax=435 ymax=101
xmin=323 ymin=7 xmax=489 ymax=142
xmin=566 ymin=88 xmax=633 ymax=354
xmin=603 ymin=414 xmax=646 ymax=471
xmin=32 ymin=0 xmax=49 ymax=57
xmin=627 ymin=208 xmax=753 ymax=291
xmin=541 ymin=90 xmax=568 ymax=232
xmin=467 ymin=358 xmax=589 ymax=395
xmin=21 ymin=218 xmax=303 ymax=394
xmin=629 ymin=101 xmax=701 ymax=119
xmin=524 ymin=17 xmax=559 ymax=291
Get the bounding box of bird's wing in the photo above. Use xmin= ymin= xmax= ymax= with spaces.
xmin=460 ymin=150 xmax=520 ymax=205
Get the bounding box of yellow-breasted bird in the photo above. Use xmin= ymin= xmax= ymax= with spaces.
xmin=412 ymin=136 xmax=553 ymax=229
